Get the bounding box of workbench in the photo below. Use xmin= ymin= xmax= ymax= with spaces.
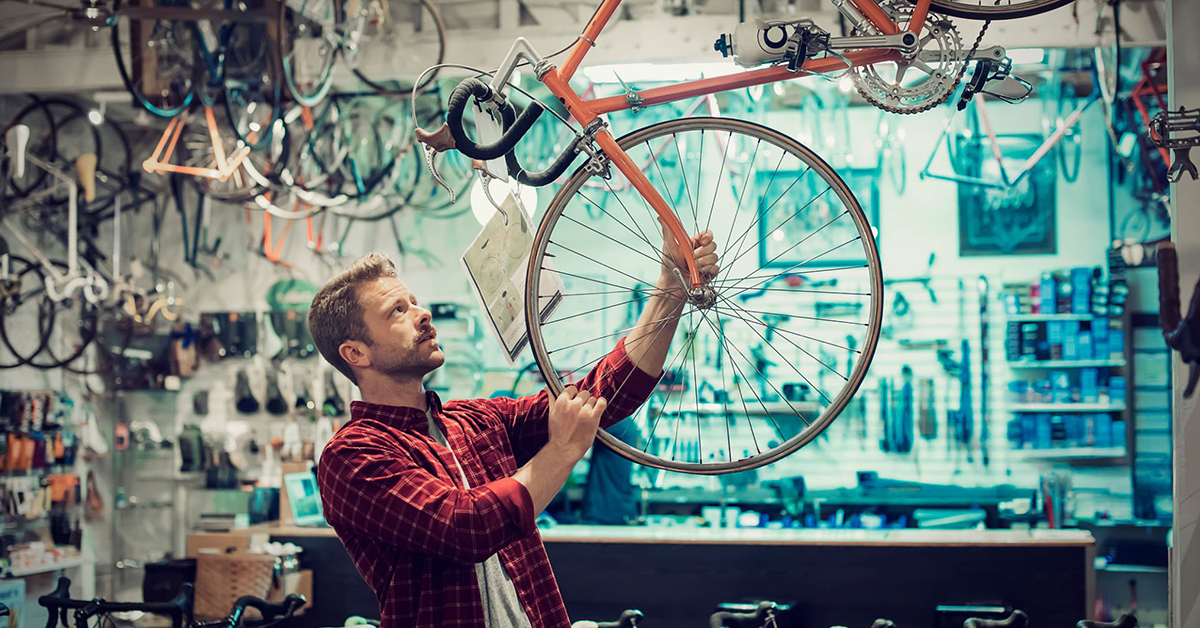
xmin=197 ymin=525 xmax=1094 ymax=628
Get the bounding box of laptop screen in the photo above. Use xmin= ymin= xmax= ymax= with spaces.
xmin=283 ymin=471 xmax=326 ymax=526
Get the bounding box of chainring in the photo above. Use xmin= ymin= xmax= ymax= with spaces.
xmin=850 ymin=0 xmax=966 ymax=114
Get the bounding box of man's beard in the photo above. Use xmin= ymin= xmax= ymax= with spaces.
xmin=375 ymin=347 xmax=445 ymax=379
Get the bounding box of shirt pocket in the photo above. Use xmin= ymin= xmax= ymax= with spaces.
xmin=470 ymin=423 xmax=517 ymax=479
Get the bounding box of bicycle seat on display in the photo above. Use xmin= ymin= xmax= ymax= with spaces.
xmin=711 ymin=601 xmax=788 ymax=628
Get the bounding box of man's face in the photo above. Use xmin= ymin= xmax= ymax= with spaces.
xmin=353 ymin=276 xmax=445 ymax=378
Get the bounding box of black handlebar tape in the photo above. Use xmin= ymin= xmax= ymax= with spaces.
xmin=231 ymin=594 xmax=306 ymax=621
xmin=710 ymin=602 xmax=777 ymax=628
xmin=963 ymin=610 xmax=1029 ymax=628
xmin=870 ymin=620 xmax=896 ymax=628
xmin=596 ymin=609 xmax=644 ymax=628
xmin=1158 ymin=242 xmax=1181 ymax=334
xmin=502 ymin=131 xmax=581 ymax=187
xmin=1077 ymin=614 xmax=1138 ymax=628
xmin=445 ymin=78 xmax=543 ymax=161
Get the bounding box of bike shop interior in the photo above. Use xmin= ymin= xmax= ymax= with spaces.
xmin=0 ymin=0 xmax=1198 ymax=628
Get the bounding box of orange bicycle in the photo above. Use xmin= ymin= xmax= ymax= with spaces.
xmin=418 ymin=0 xmax=1075 ymax=474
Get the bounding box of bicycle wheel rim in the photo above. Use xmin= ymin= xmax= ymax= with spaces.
xmin=110 ymin=0 xmax=195 ymax=118
xmin=525 ymin=117 xmax=883 ymax=474
xmin=0 ymin=255 xmax=57 ymax=368
xmin=3 ymin=97 xmax=58 ymax=199
xmin=348 ymin=0 xmax=445 ymax=96
xmin=280 ymin=0 xmax=340 ymax=106
xmin=926 ymin=0 xmax=1075 ymax=20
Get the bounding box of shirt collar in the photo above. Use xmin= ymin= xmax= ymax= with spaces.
xmin=350 ymin=390 xmax=443 ymax=430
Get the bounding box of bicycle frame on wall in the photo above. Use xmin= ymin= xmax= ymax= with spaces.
xmin=481 ymin=0 xmax=922 ymax=288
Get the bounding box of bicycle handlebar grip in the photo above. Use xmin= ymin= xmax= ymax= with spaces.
xmin=963 ymin=610 xmax=1028 ymax=628
xmin=502 ymin=131 xmax=580 ymax=188
xmin=445 ymin=78 xmax=543 ymax=162
xmin=1157 ymin=242 xmax=1181 ymax=335
xmin=596 ymin=609 xmax=643 ymax=628
xmin=232 ymin=594 xmax=306 ymax=620
xmin=1077 ymin=613 xmax=1137 ymax=628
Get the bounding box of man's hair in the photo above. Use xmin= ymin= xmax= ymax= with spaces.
xmin=309 ymin=253 xmax=398 ymax=384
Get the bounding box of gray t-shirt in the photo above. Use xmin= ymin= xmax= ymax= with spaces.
xmin=428 ymin=411 xmax=534 ymax=628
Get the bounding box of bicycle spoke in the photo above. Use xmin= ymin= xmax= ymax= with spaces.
xmin=705 ymin=131 xmax=734 ymax=236
xmin=688 ymin=309 xmax=702 ymax=462
xmin=697 ymin=308 xmax=761 ymax=456
xmin=721 ymin=167 xmax=818 ymax=283
xmin=579 ymin=184 xmax=658 ymax=264
xmin=714 ymin=303 xmax=867 ymax=327
xmin=543 ymin=294 xmax=660 ymax=327
xmin=707 ymin=264 xmax=870 ymax=285
xmin=558 ymin=212 xmax=662 ymax=268
xmin=724 ymin=185 xmax=832 ymax=273
xmin=696 ymin=311 xmax=792 ymax=438
xmin=549 ymin=269 xmax=656 ymax=294
xmin=672 ymin=133 xmax=699 ymax=230
xmin=717 ymin=138 xmax=762 ymax=270
xmin=548 ymin=240 xmax=652 ymax=291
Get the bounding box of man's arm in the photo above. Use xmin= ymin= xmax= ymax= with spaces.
xmin=624 ymin=228 xmax=719 ymax=377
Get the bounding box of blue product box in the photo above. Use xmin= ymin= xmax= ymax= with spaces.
xmin=1109 ymin=323 xmax=1125 ymax=356
xmin=1051 ymin=371 xmax=1071 ymax=404
xmin=1037 ymin=414 xmax=1052 ymax=448
xmin=1092 ymin=319 xmax=1109 ymax=354
xmin=1063 ymin=322 xmax=1079 ymax=360
xmin=1109 ymin=376 xmax=1127 ymax=403
xmin=1072 ymin=268 xmax=1092 ymax=313
xmin=1112 ymin=420 xmax=1127 ymax=450
xmin=1095 ymin=414 xmax=1113 ymax=447
xmin=1080 ymin=368 xmax=1099 ymax=403
xmin=1047 ymin=322 xmax=1064 ymax=358
xmin=1040 ymin=273 xmax=1056 ymax=314
xmin=1077 ymin=331 xmax=1093 ymax=360
xmin=1084 ymin=414 xmax=1096 ymax=447
xmin=1022 ymin=414 xmax=1036 ymax=447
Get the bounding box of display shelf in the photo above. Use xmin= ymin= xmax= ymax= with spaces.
xmin=1095 ymin=563 xmax=1167 ymax=574
xmin=1009 ymin=403 xmax=1126 ymax=412
xmin=1006 ymin=359 xmax=1126 ymax=369
xmin=1012 ymin=447 xmax=1127 ymax=460
xmin=7 ymin=553 xmax=95 ymax=577
xmin=1006 ymin=313 xmax=1097 ymax=322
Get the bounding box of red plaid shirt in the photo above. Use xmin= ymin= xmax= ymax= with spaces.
xmin=317 ymin=339 xmax=658 ymax=628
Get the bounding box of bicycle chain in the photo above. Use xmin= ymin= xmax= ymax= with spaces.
xmin=858 ymin=19 xmax=992 ymax=115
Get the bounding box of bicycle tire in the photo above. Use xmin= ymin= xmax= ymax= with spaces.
xmin=223 ymin=17 xmax=284 ymax=150
xmin=923 ymin=0 xmax=1075 ymax=20
xmin=0 ymin=255 xmax=57 ymax=369
xmin=279 ymin=0 xmax=340 ymax=107
xmin=348 ymin=0 xmax=446 ymax=96
xmin=110 ymin=0 xmax=195 ymax=118
xmin=526 ymin=117 xmax=883 ymax=474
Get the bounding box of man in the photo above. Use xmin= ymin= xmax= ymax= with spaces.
xmin=310 ymin=227 xmax=719 ymax=628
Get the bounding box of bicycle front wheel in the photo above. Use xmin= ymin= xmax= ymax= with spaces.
xmin=526 ymin=117 xmax=883 ymax=474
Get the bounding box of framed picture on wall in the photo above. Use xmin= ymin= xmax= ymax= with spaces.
xmin=757 ymin=167 xmax=880 ymax=268
xmin=957 ymin=134 xmax=1057 ymax=256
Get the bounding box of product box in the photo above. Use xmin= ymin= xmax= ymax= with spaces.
xmin=1109 ymin=322 xmax=1125 ymax=357
xmin=1006 ymin=322 xmax=1023 ymax=361
xmin=1036 ymin=414 xmax=1052 ymax=448
xmin=1077 ymin=331 xmax=1093 ymax=360
xmin=1092 ymin=319 xmax=1109 ymax=358
xmin=1071 ymin=267 xmax=1092 ymax=314
xmin=1109 ymin=376 xmax=1127 ymax=404
xmin=1080 ymin=368 xmax=1099 ymax=403
xmin=1050 ymin=371 xmax=1071 ymax=404
xmin=1112 ymin=420 xmax=1127 ymax=450
xmin=1047 ymin=322 xmax=1064 ymax=360
xmin=1062 ymin=321 xmax=1079 ymax=360
xmin=1040 ymin=273 xmax=1057 ymax=314
xmin=1095 ymin=414 xmax=1113 ymax=448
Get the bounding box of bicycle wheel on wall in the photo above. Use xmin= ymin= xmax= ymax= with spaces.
xmin=346 ymin=0 xmax=445 ymax=95
xmin=110 ymin=0 xmax=195 ymax=118
xmin=279 ymin=0 xmax=340 ymax=106
xmin=525 ymin=117 xmax=883 ymax=474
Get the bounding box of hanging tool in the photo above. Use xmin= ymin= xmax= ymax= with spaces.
xmin=878 ymin=378 xmax=892 ymax=453
xmin=896 ymin=366 xmax=914 ymax=454
xmin=979 ymin=275 xmax=990 ymax=467
xmin=918 ymin=377 xmax=936 ymax=439
xmin=950 ymin=280 xmax=974 ymax=466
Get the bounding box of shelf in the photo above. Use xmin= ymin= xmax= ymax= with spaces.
xmin=1013 ymin=447 xmax=1127 ymax=460
xmin=1009 ymin=403 xmax=1126 ymax=412
xmin=1006 ymin=313 xmax=1097 ymax=322
xmin=1007 ymin=359 xmax=1125 ymax=369
xmin=7 ymin=553 xmax=94 ymax=577
xmin=1096 ymin=563 xmax=1167 ymax=574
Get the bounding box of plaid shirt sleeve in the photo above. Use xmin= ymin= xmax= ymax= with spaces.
xmin=317 ymin=431 xmax=536 ymax=565
xmin=480 ymin=337 xmax=660 ymax=466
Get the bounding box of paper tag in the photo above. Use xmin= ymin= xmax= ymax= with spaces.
xmin=471 ymin=100 xmax=509 ymax=181
xmin=462 ymin=191 xmax=563 ymax=365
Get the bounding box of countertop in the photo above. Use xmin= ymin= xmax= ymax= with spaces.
xmin=248 ymin=523 xmax=1094 ymax=546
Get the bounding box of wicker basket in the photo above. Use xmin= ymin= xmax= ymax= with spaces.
xmin=194 ymin=552 xmax=278 ymax=620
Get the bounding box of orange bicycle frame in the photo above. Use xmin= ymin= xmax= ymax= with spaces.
xmin=532 ymin=0 xmax=923 ymax=287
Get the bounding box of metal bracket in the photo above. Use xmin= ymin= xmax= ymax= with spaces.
xmin=577 ymin=118 xmax=613 ymax=179
xmin=614 ymin=72 xmax=644 ymax=113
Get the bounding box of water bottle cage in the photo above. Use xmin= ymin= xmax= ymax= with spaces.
xmin=784 ymin=25 xmax=830 ymax=72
